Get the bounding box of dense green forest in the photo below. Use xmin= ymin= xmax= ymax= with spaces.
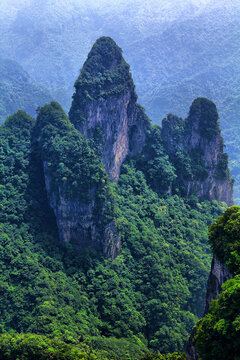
xmin=194 ymin=206 xmax=240 ymax=360
xmin=0 ymin=334 xmax=186 ymax=360
xmin=0 ymin=99 xmax=227 ymax=359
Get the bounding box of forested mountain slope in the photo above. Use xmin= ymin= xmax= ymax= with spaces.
xmin=0 ymin=58 xmax=52 ymax=123
xmin=0 ymin=37 xmax=233 ymax=359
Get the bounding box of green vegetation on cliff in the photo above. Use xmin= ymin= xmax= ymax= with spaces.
xmin=0 ymin=110 xmax=35 ymax=224
xmin=195 ymin=206 xmax=240 ymax=360
xmin=135 ymin=124 xmax=177 ymax=192
xmin=70 ymin=36 xmax=136 ymax=101
xmin=187 ymin=98 xmax=220 ymax=140
xmin=69 ymin=37 xmax=136 ymax=127
xmin=35 ymin=101 xmax=107 ymax=201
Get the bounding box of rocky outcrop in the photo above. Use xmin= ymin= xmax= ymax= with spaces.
xmin=35 ymin=101 xmax=120 ymax=258
xmin=162 ymin=98 xmax=233 ymax=205
xmin=186 ymin=257 xmax=232 ymax=359
xmin=69 ymin=37 xmax=149 ymax=182
xmin=175 ymin=98 xmax=234 ymax=358
xmin=204 ymin=256 xmax=232 ymax=314
xmin=43 ymin=160 xmax=120 ymax=258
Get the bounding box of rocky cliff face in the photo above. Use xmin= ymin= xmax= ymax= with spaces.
xmin=36 ymin=37 xmax=151 ymax=258
xmin=204 ymin=256 xmax=232 ymax=314
xmin=181 ymin=99 xmax=234 ymax=358
xmin=186 ymin=257 xmax=232 ymax=360
xmin=43 ymin=161 xmax=120 ymax=258
xmin=162 ymin=98 xmax=233 ymax=205
xmin=36 ymin=101 xmax=120 ymax=258
xmin=69 ymin=37 xmax=149 ymax=182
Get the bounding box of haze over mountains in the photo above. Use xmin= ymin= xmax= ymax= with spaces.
xmin=0 ymin=0 xmax=239 ymax=198
xmin=0 ymin=58 xmax=52 ymax=122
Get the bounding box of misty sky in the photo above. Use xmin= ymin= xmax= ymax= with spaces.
xmin=0 ymin=0 xmax=233 ymax=19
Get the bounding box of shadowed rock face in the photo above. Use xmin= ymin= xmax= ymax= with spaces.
xmin=35 ymin=101 xmax=120 ymax=259
xmin=186 ymin=257 xmax=232 ymax=360
xmin=162 ymin=98 xmax=233 ymax=205
xmin=69 ymin=37 xmax=149 ymax=182
xmin=166 ymin=98 xmax=233 ymax=359
xmin=205 ymin=257 xmax=232 ymax=314
xmin=186 ymin=327 xmax=199 ymax=360
xmin=43 ymin=160 xmax=120 ymax=258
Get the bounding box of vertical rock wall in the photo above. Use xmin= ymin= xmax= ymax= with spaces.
xmin=69 ymin=37 xmax=149 ymax=182
xmin=205 ymin=257 xmax=232 ymax=314
xmin=162 ymin=98 xmax=233 ymax=205
xmin=36 ymin=101 xmax=121 ymax=258
xmin=186 ymin=257 xmax=232 ymax=359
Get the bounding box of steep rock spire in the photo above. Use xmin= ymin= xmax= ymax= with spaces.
xmin=35 ymin=101 xmax=120 ymax=258
xmin=69 ymin=36 xmax=149 ymax=182
xmin=162 ymin=98 xmax=233 ymax=205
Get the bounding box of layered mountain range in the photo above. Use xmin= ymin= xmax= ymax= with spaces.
xmin=0 ymin=57 xmax=52 ymax=123
xmin=1 ymin=0 xmax=239 ymax=204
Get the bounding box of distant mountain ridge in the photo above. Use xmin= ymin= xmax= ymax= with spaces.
xmin=0 ymin=57 xmax=52 ymax=123
xmin=0 ymin=0 xmax=239 ymax=199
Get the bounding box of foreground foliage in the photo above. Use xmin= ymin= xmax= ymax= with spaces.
xmin=0 ymin=334 xmax=187 ymax=360
xmin=141 ymin=353 xmax=186 ymax=360
xmin=195 ymin=206 xmax=240 ymax=360
xmin=0 ymin=334 xmax=96 ymax=360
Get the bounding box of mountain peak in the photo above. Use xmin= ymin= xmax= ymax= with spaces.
xmin=69 ymin=37 xmax=148 ymax=182
xmin=162 ymin=98 xmax=233 ymax=205
xmin=70 ymin=36 xmax=135 ymax=109
xmin=187 ymin=97 xmax=220 ymax=140
xmin=82 ymin=36 xmax=123 ymax=75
